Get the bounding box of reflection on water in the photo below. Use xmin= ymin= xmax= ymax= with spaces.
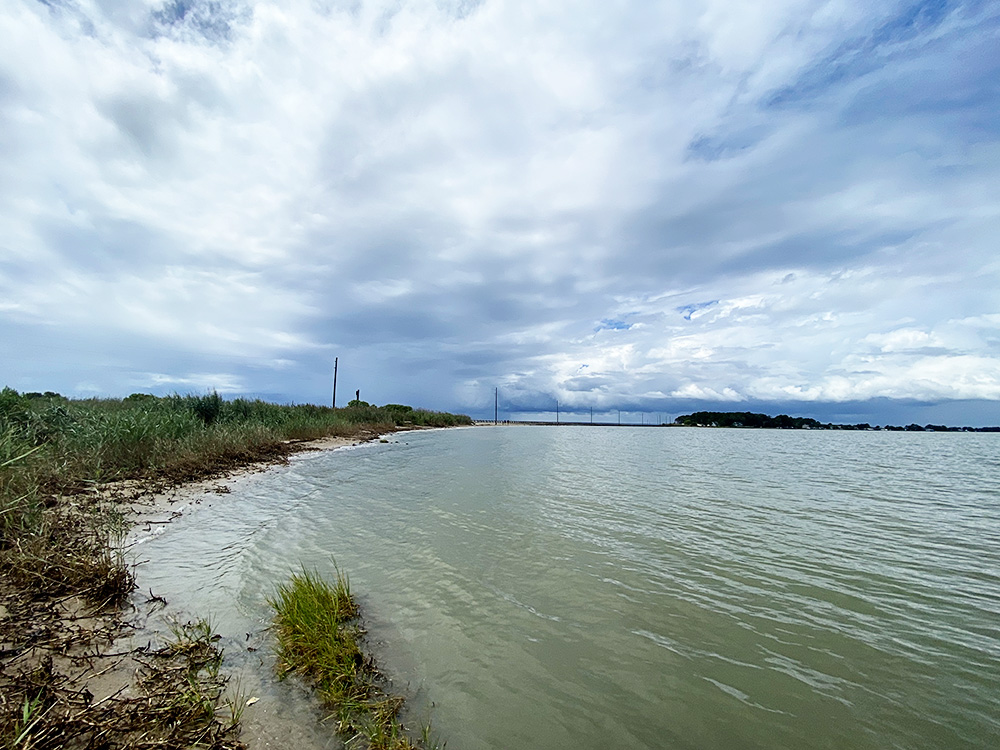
xmin=129 ymin=427 xmax=1000 ymax=750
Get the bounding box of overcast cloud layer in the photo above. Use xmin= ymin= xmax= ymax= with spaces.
xmin=2 ymin=0 xmax=999 ymax=424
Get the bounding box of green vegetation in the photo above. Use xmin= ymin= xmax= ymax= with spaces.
xmin=0 ymin=386 xmax=468 ymax=747
xmin=673 ymin=410 xmax=1000 ymax=431
xmin=2 ymin=387 xmax=470 ymax=567
xmin=674 ymin=411 xmax=830 ymax=429
xmin=269 ymin=567 xmax=435 ymax=750
xmin=343 ymin=400 xmax=473 ymax=428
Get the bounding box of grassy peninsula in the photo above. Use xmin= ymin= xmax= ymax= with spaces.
xmin=0 ymin=387 xmax=469 ymax=749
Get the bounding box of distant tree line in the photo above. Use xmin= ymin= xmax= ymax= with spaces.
xmin=673 ymin=411 xmax=999 ymax=432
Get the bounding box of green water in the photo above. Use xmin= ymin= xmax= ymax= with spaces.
xmin=131 ymin=426 xmax=1000 ymax=749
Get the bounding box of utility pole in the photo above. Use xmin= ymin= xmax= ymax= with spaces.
xmin=332 ymin=357 xmax=338 ymax=408
xmin=618 ymin=409 xmax=621 ymax=425
xmin=495 ymin=387 xmax=498 ymax=425
xmin=556 ymin=401 xmax=559 ymax=424
xmin=590 ymin=406 xmax=593 ymax=424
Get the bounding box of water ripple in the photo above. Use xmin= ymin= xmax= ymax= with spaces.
xmin=131 ymin=428 xmax=1000 ymax=750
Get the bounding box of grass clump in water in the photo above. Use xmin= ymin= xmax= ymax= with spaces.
xmin=268 ymin=567 xmax=434 ymax=750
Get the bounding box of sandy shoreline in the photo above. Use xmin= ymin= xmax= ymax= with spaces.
xmin=122 ymin=433 xmax=367 ymax=749
xmin=121 ymin=424 xmax=475 ymax=748
xmin=121 ymin=426 xmax=462 ymax=748
xmin=0 ymin=429 xmax=401 ymax=749
xmin=124 ymin=434 xmax=360 ymax=529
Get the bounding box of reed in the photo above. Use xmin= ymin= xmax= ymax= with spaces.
xmin=1 ymin=388 xmax=471 ymax=548
xmin=269 ymin=567 xmax=433 ymax=750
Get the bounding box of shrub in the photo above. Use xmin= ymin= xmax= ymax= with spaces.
xmin=191 ymin=392 xmax=223 ymax=426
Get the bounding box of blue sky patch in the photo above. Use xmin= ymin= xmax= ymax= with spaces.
xmin=595 ymin=318 xmax=634 ymax=332
xmin=766 ymin=1 xmax=976 ymax=109
xmin=677 ymin=301 xmax=719 ymax=321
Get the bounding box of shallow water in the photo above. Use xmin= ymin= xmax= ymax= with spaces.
xmin=129 ymin=426 xmax=1000 ymax=749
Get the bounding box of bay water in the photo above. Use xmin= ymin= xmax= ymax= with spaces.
xmin=129 ymin=426 xmax=1000 ymax=749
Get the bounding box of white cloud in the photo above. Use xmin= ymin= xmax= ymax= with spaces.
xmin=143 ymin=371 xmax=248 ymax=393
xmin=864 ymin=328 xmax=941 ymax=352
xmin=670 ymin=383 xmax=744 ymax=401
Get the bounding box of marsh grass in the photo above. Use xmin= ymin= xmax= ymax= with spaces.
xmin=1 ymin=388 xmax=470 ymax=571
xmin=1 ymin=388 xmax=466 ymax=747
xmin=2 ymin=389 xmax=469 ymax=508
xmin=269 ymin=567 xmax=436 ymax=750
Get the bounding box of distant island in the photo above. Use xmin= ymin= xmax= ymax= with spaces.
xmin=673 ymin=411 xmax=1000 ymax=432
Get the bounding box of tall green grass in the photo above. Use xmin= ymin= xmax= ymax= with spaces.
xmin=0 ymin=387 xmax=470 ymax=600
xmin=268 ymin=567 xmax=432 ymax=750
xmin=1 ymin=389 xmax=471 ymax=506
xmin=0 ymin=389 xmax=464 ymax=746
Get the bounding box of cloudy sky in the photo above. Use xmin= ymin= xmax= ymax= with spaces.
xmin=2 ymin=0 xmax=998 ymax=424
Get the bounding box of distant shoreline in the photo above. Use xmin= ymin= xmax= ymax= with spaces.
xmin=474 ymin=415 xmax=1000 ymax=432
